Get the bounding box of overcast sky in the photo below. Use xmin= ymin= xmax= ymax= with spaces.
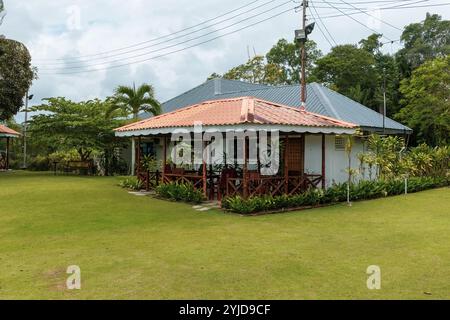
xmin=1 ymin=0 xmax=449 ymax=122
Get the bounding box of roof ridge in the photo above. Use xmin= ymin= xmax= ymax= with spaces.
xmin=117 ymin=97 xmax=255 ymax=131
xmin=253 ymin=97 xmax=357 ymax=128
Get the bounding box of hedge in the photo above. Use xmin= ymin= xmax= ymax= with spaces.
xmin=222 ymin=177 xmax=449 ymax=215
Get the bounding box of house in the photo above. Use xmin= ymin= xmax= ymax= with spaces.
xmin=115 ymin=79 xmax=411 ymax=199
xmin=148 ymin=79 xmax=411 ymax=134
xmin=0 ymin=124 xmax=20 ymax=171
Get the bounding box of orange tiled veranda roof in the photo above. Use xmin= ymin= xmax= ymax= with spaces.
xmin=115 ymin=97 xmax=357 ymax=133
xmin=0 ymin=124 xmax=21 ymax=137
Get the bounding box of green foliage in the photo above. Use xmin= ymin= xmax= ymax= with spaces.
xmin=0 ymin=0 xmax=5 ymax=26
xmin=265 ymin=39 xmax=322 ymax=84
xmin=396 ymin=56 xmax=450 ymax=146
xmin=210 ymin=39 xmax=321 ymax=85
xmin=396 ymin=13 xmax=450 ymax=77
xmin=362 ymin=134 xmax=450 ymax=180
xmin=48 ymin=149 xmax=81 ymax=163
xmin=27 ymin=155 xmax=51 ymax=171
xmin=111 ymin=83 xmax=161 ymax=120
xmin=141 ymin=155 xmax=161 ymax=172
xmin=156 ymin=182 xmax=205 ymax=204
xmin=312 ymin=44 xmax=378 ymax=109
xmin=28 ymin=97 xmax=127 ymax=175
xmin=119 ymin=177 xmax=144 ymax=191
xmin=223 ymin=177 xmax=449 ymax=214
xmin=0 ymin=38 xmax=36 ymax=121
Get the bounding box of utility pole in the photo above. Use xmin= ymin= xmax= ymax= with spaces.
xmin=382 ymin=67 xmax=386 ymax=135
xmin=22 ymin=92 xmax=33 ymax=169
xmin=295 ymin=1 xmax=314 ymax=110
xmin=300 ymin=0 xmax=307 ymax=110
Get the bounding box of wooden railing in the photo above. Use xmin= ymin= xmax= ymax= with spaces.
xmin=226 ymin=174 xmax=323 ymax=198
xmin=163 ymin=173 xmax=204 ymax=189
xmin=137 ymin=169 xmax=323 ymax=198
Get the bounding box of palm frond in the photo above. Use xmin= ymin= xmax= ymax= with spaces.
xmin=114 ymin=85 xmax=136 ymax=98
xmin=136 ymin=83 xmax=155 ymax=98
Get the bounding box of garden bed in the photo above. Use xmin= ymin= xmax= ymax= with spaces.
xmin=221 ymin=177 xmax=449 ymax=215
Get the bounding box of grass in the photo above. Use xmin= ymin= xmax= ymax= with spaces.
xmin=0 ymin=171 xmax=449 ymax=299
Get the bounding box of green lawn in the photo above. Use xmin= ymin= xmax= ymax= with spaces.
xmin=0 ymin=171 xmax=449 ymax=299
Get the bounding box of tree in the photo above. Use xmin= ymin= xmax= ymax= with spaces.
xmin=0 ymin=0 xmax=5 ymax=26
xmin=112 ymin=83 xmax=161 ymax=120
xmin=0 ymin=38 xmax=36 ymax=121
xmin=266 ymin=39 xmax=322 ymax=85
xmin=222 ymin=55 xmax=269 ymax=84
xmin=208 ymin=39 xmax=322 ymax=85
xmin=359 ymin=33 xmax=402 ymax=115
xmin=312 ymin=44 xmax=377 ymax=108
xmin=396 ymin=56 xmax=450 ymax=146
xmin=396 ymin=13 xmax=450 ymax=78
xmin=28 ymin=98 xmax=124 ymax=162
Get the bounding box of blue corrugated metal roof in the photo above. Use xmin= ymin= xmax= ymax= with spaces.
xmin=148 ymin=79 xmax=411 ymax=133
xmin=161 ymin=79 xmax=269 ymax=113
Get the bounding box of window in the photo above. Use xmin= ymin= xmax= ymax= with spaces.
xmin=335 ymin=137 xmax=345 ymax=151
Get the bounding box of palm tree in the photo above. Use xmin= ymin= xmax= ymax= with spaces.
xmin=112 ymin=83 xmax=162 ymax=120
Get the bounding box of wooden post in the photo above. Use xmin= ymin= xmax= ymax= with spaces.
xmin=322 ymin=134 xmax=326 ymax=189
xmin=243 ymin=137 xmax=249 ymax=199
xmin=162 ymin=136 xmax=167 ymax=183
xmin=284 ymin=135 xmax=289 ymax=194
xmin=136 ymin=136 xmax=141 ymax=177
xmin=202 ymin=142 xmax=207 ymax=198
xmin=6 ymin=137 xmax=10 ymax=170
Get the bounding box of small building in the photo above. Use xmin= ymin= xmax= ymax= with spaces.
xmin=115 ymin=80 xmax=412 ymax=200
xmin=115 ymin=97 xmax=360 ymax=199
xmin=0 ymin=124 xmax=20 ymax=171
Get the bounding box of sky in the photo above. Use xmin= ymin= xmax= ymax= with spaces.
xmin=1 ymin=0 xmax=449 ymax=123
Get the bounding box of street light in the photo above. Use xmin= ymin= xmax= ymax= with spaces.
xmin=22 ymin=93 xmax=33 ymax=169
xmin=295 ymin=22 xmax=315 ymax=44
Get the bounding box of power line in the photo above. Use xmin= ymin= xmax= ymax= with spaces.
xmin=310 ymin=0 xmax=338 ymax=46
xmin=313 ymin=0 xmax=423 ymax=4
xmin=37 ymin=0 xmax=282 ymax=66
xmin=308 ymin=7 xmax=334 ymax=47
xmin=337 ymin=0 xmax=403 ymax=31
xmin=321 ymin=0 xmax=393 ymax=42
xmin=318 ymin=1 xmax=448 ymax=19
xmin=33 ymin=0 xmax=265 ymax=62
xmin=40 ymin=7 xmax=297 ymax=75
xmin=38 ymin=1 xmax=293 ymax=71
xmin=310 ymin=0 xmax=428 ymax=12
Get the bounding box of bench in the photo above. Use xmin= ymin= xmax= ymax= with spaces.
xmin=64 ymin=160 xmax=94 ymax=175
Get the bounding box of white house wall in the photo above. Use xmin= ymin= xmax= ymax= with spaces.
xmin=304 ymin=134 xmax=370 ymax=187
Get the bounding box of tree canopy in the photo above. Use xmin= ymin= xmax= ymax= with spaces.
xmin=29 ymin=98 xmax=124 ymax=161
xmin=396 ymin=56 xmax=450 ymax=146
xmin=0 ymin=38 xmax=36 ymax=121
xmin=111 ymin=83 xmax=161 ymax=120
xmin=209 ymin=39 xmax=322 ymax=85
xmin=396 ymin=13 xmax=450 ymax=77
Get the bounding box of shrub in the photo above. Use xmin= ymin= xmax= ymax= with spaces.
xmin=27 ymin=155 xmax=51 ymax=171
xmin=223 ymin=177 xmax=449 ymax=214
xmin=155 ymin=182 xmax=205 ymax=204
xmin=119 ymin=177 xmax=144 ymax=191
